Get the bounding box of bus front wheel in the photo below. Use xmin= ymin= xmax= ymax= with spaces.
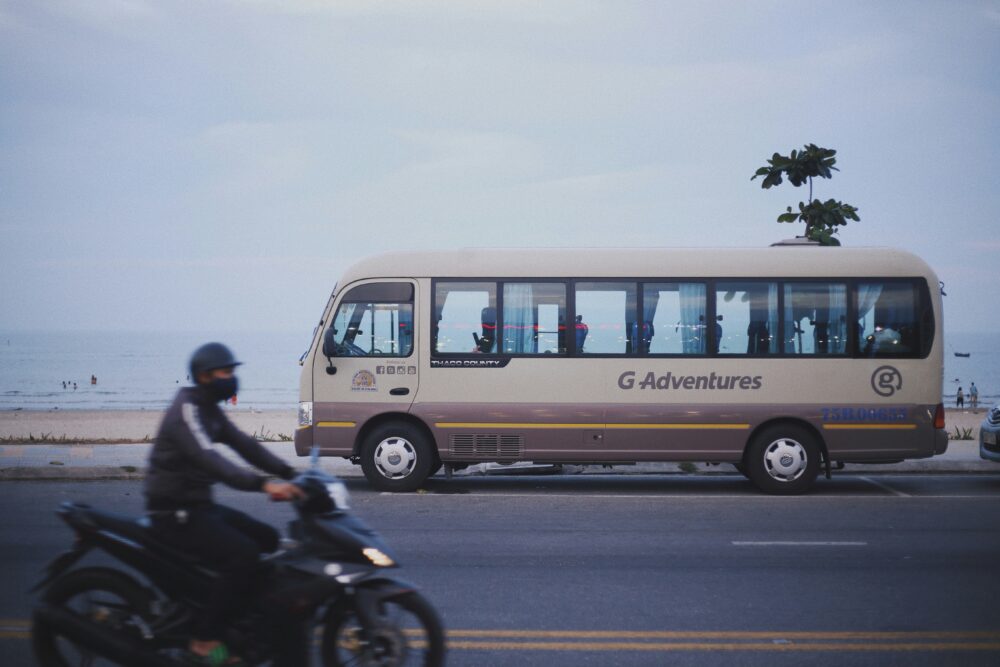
xmin=745 ymin=425 xmax=821 ymax=495
xmin=360 ymin=423 xmax=434 ymax=492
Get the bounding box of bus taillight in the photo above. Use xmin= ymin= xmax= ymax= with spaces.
xmin=933 ymin=403 xmax=945 ymax=430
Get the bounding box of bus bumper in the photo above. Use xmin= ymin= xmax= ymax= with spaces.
xmin=934 ymin=429 xmax=948 ymax=455
xmin=295 ymin=426 xmax=313 ymax=456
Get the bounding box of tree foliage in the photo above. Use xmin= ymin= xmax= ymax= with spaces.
xmin=751 ymin=143 xmax=859 ymax=245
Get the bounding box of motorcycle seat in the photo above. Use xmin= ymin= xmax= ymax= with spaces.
xmin=76 ymin=505 xmax=275 ymax=574
xmin=79 ymin=506 xmax=213 ymax=568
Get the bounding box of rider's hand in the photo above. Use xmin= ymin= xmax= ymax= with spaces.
xmin=264 ymin=480 xmax=305 ymax=501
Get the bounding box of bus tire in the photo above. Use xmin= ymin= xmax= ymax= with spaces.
xmin=745 ymin=424 xmax=821 ymax=495
xmin=360 ymin=422 xmax=434 ymax=492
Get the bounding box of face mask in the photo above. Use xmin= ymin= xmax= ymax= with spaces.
xmin=206 ymin=376 xmax=238 ymax=402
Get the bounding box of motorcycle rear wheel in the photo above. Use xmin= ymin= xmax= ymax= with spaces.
xmin=33 ymin=567 xmax=155 ymax=667
xmin=321 ymin=590 xmax=445 ymax=667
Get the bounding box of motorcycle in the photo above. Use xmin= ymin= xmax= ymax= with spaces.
xmin=30 ymin=459 xmax=446 ymax=666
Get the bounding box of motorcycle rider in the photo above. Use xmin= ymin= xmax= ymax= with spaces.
xmin=144 ymin=342 xmax=304 ymax=664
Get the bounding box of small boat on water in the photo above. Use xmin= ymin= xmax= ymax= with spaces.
xmin=954 ymin=352 xmax=971 ymax=357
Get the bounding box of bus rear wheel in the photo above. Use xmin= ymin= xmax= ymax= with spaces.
xmin=360 ymin=423 xmax=434 ymax=492
xmin=745 ymin=424 xmax=821 ymax=495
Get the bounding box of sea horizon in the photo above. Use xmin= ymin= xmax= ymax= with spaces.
xmin=1 ymin=329 xmax=997 ymax=411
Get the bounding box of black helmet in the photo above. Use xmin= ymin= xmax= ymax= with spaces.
xmin=189 ymin=342 xmax=242 ymax=379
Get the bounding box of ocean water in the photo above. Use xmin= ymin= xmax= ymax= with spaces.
xmin=0 ymin=330 xmax=312 ymax=411
xmin=0 ymin=329 xmax=996 ymax=410
xmin=942 ymin=331 xmax=1000 ymax=405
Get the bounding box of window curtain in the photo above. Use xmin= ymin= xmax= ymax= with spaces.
xmin=857 ymin=283 xmax=882 ymax=322
xmin=766 ymin=283 xmax=779 ymax=353
xmin=636 ymin=290 xmax=659 ymax=353
xmin=503 ymin=284 xmax=536 ymax=354
xmin=826 ymin=286 xmax=847 ymax=354
xmin=679 ymin=284 xmax=706 ymax=354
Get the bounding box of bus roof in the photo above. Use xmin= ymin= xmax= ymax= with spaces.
xmin=337 ymin=246 xmax=937 ymax=284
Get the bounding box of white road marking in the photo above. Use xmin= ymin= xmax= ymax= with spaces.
xmin=859 ymin=476 xmax=911 ymax=497
xmin=732 ymin=541 xmax=868 ymax=546
xmin=381 ymin=491 xmax=996 ymax=500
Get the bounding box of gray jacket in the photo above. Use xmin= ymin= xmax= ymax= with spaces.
xmin=144 ymin=386 xmax=295 ymax=511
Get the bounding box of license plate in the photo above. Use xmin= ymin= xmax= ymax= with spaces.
xmin=985 ymin=431 xmax=997 ymax=445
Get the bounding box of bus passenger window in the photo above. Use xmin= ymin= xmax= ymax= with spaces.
xmin=434 ymin=282 xmax=498 ymax=354
xmin=783 ymin=283 xmax=847 ymax=355
xmin=857 ymin=282 xmax=923 ymax=357
xmin=715 ymin=282 xmax=778 ymax=355
xmin=502 ymin=283 xmax=567 ymax=355
xmin=643 ymin=283 xmax=706 ymax=354
xmin=575 ymin=282 xmax=637 ymax=354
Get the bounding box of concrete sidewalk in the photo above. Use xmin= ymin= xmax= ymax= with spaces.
xmin=0 ymin=439 xmax=994 ymax=481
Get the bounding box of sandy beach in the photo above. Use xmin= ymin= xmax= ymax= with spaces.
xmin=0 ymin=408 xmax=297 ymax=442
xmin=0 ymin=407 xmax=987 ymax=443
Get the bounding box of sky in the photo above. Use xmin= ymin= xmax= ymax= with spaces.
xmin=1 ymin=0 xmax=998 ymax=335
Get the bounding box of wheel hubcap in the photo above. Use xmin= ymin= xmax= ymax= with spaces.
xmin=763 ymin=437 xmax=808 ymax=482
xmin=373 ymin=437 xmax=417 ymax=479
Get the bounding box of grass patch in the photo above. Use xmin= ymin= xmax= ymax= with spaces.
xmin=949 ymin=426 xmax=975 ymax=441
xmin=0 ymin=434 xmax=151 ymax=445
xmin=252 ymin=427 xmax=293 ymax=442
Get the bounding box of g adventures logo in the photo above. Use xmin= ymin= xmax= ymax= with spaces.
xmin=870 ymin=365 xmax=902 ymax=397
xmin=618 ymin=371 xmax=763 ymax=392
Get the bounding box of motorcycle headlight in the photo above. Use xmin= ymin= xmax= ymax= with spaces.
xmin=362 ymin=547 xmax=395 ymax=567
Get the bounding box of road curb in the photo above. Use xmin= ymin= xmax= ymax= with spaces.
xmin=2 ymin=464 xmax=995 ymax=482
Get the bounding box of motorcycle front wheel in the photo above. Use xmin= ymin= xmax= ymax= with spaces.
xmin=320 ymin=590 xmax=445 ymax=667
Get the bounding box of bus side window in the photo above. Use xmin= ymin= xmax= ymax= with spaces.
xmin=434 ymin=282 xmax=498 ymax=354
xmin=715 ymin=282 xmax=778 ymax=355
xmin=575 ymin=282 xmax=637 ymax=355
xmin=783 ymin=283 xmax=848 ymax=355
xmin=856 ymin=281 xmax=922 ymax=357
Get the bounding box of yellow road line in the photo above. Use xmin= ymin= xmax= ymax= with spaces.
xmin=442 ymin=630 xmax=1000 ymax=640
xmin=445 ymin=640 xmax=1000 ymax=652
xmin=4 ymin=620 xmax=999 ymax=653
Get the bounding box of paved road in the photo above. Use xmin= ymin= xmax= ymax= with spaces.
xmin=2 ymin=474 xmax=1000 ymax=666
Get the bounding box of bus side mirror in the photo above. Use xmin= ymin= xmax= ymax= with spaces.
xmin=322 ymin=328 xmax=338 ymax=375
xmin=322 ymin=328 xmax=338 ymax=358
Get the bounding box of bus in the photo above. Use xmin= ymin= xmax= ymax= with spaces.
xmin=295 ymin=244 xmax=947 ymax=494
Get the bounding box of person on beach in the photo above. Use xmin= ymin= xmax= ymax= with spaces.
xmin=957 ymin=387 xmax=964 ymax=408
xmin=144 ymin=342 xmax=304 ymax=664
xmin=970 ymin=382 xmax=979 ymax=410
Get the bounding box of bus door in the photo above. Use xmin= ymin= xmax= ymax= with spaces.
xmin=312 ymin=280 xmax=418 ymax=452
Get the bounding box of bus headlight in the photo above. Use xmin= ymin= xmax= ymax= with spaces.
xmin=298 ymin=401 xmax=313 ymax=427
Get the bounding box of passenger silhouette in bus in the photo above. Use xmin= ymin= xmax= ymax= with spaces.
xmin=747 ymin=320 xmax=769 ymax=354
xmin=472 ymin=306 xmax=496 ymax=353
xmin=575 ymin=315 xmax=589 ymax=352
xmin=629 ymin=321 xmax=654 ymax=354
